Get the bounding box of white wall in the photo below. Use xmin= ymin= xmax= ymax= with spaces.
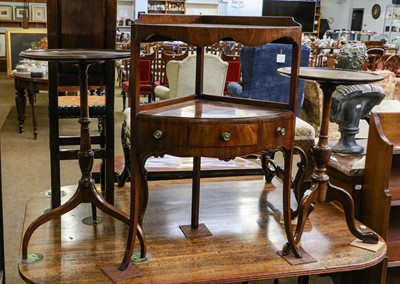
xmin=320 ymin=0 xmax=352 ymax=31
xmin=186 ymin=3 xmax=219 ymax=15
xmin=321 ymin=0 xmax=393 ymax=35
xmin=135 ymin=0 xmax=148 ymax=19
xmin=226 ymin=0 xmax=263 ymax=16
xmin=132 ymin=0 xmax=394 ymax=37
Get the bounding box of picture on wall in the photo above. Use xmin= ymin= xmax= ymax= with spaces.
xmin=0 ymin=5 xmax=12 ymax=20
xmin=5 ymin=29 xmax=47 ymax=76
xmin=13 ymin=6 xmax=28 ymax=20
xmin=30 ymin=5 xmax=46 ymax=22
xmin=0 ymin=34 xmax=5 ymax=57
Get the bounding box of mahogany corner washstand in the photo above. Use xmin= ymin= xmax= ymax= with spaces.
xmin=278 ymin=67 xmax=384 ymax=261
xmin=121 ymin=14 xmax=302 ymax=274
xmin=16 ymin=49 xmax=146 ymax=271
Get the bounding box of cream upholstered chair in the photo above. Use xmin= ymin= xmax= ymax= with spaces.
xmin=117 ymin=53 xmax=229 ymax=186
xmin=154 ymin=53 xmax=228 ymax=100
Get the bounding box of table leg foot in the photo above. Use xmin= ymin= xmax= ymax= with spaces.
xmin=278 ymin=246 xmax=317 ymax=265
xmin=179 ymin=223 xmax=212 ymax=238
xmin=101 ymin=262 xmax=143 ymax=282
xmin=326 ymin=182 xmax=378 ymax=244
xmin=21 ymin=187 xmax=82 ymax=260
xmin=282 ymin=183 xmax=319 ymax=257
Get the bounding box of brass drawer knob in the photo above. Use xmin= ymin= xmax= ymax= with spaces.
xmin=221 ymin=132 xmax=231 ymax=141
xmin=276 ymin=127 xmax=286 ymax=136
xmin=153 ymin=129 xmax=164 ymax=139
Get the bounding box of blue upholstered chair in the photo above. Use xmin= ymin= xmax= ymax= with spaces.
xmin=228 ymin=43 xmax=315 ymax=197
xmin=227 ymin=43 xmax=311 ymax=116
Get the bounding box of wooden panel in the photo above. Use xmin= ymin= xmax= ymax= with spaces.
xmin=361 ymin=112 xmax=400 ymax=273
xmin=47 ymin=0 xmax=117 ymax=84
xmin=360 ymin=113 xmax=394 ymax=239
xmin=59 ymin=0 xmax=107 ymax=48
xmin=388 ymin=207 xmax=400 ymax=266
xmin=390 ymin=155 xmax=400 ymax=203
xmin=47 ymin=0 xmax=116 ymax=49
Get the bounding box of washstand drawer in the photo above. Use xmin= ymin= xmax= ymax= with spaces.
xmin=188 ymin=123 xmax=259 ymax=147
xmin=261 ymin=119 xmax=294 ymax=148
xmin=137 ymin=121 xmax=185 ymax=146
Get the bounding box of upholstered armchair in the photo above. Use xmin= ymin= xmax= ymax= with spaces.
xmin=117 ymin=53 xmax=229 ymax=186
xmin=227 ymin=43 xmax=316 ymax=195
xmin=227 ymin=43 xmax=311 ymax=115
xmin=154 ymin=53 xmax=228 ymax=100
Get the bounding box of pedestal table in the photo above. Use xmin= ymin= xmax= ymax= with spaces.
xmin=17 ymin=49 xmax=144 ymax=271
xmin=278 ymin=67 xmax=384 ymax=261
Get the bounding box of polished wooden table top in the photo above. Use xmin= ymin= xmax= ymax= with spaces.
xmin=19 ymin=49 xmax=130 ymax=62
xmin=278 ymin=67 xmax=385 ymax=85
xmin=18 ymin=178 xmax=386 ymax=283
xmin=139 ymin=99 xmax=293 ymax=119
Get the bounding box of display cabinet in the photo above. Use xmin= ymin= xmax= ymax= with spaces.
xmin=0 ymin=0 xmax=46 ymax=29
xmin=148 ymin=0 xmax=186 ymax=14
xmin=360 ymin=112 xmax=400 ymax=282
xmin=117 ymin=0 xmax=134 ymax=28
xmin=314 ymin=0 xmax=321 ymax=36
xmin=383 ymin=4 xmax=400 ymax=44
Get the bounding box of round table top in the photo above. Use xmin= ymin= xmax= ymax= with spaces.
xmin=19 ymin=49 xmax=130 ymax=62
xmin=278 ymin=67 xmax=385 ymax=85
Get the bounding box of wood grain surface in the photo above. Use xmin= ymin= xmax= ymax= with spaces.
xmin=19 ymin=178 xmax=385 ymax=283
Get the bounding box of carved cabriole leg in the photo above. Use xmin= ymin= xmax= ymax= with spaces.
xmin=281 ymin=147 xmax=304 ymax=258
xmin=262 ymin=142 xmax=314 ymax=220
xmin=261 ymin=150 xmax=277 ymax=183
xmin=138 ymin=152 xmax=153 ymax=225
xmin=326 ymin=182 xmax=378 ymax=243
xmin=290 ymin=144 xmax=314 ymax=219
xmin=117 ymin=119 xmax=131 ymax=187
xmin=120 ymin=149 xmax=142 ymax=271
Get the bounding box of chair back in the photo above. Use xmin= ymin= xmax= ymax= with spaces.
xmin=139 ymin=52 xmax=156 ymax=83
xmin=382 ymin=54 xmax=400 ymax=74
xmin=235 ymin=43 xmax=310 ymax=115
xmin=156 ymin=49 xmax=189 ymax=87
xmin=166 ymin=53 xmax=228 ymax=98
xmin=221 ymin=52 xmax=241 ymax=94
xmin=366 ymin=48 xmax=385 ymax=71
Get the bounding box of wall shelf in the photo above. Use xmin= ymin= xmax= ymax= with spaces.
xmin=383 ymin=4 xmax=400 ymax=44
xmin=148 ymin=0 xmax=186 ymax=14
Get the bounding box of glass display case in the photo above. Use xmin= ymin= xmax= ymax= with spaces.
xmin=383 ymin=4 xmax=400 ymax=44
